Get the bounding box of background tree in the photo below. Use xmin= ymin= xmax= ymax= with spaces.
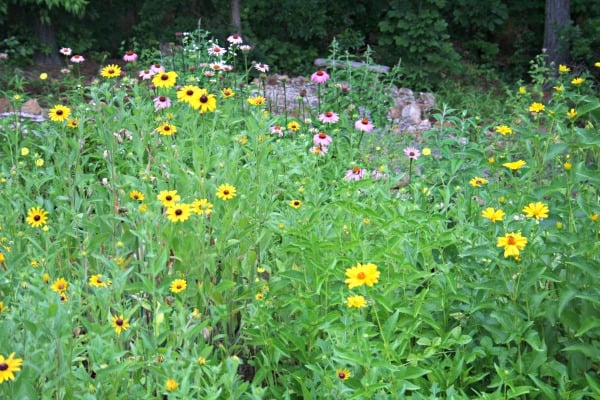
xmin=543 ymin=0 xmax=571 ymax=69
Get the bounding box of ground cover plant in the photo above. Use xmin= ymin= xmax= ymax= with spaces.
xmin=0 ymin=30 xmax=599 ymax=399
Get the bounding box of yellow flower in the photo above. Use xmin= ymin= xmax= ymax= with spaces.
xmin=287 ymin=121 xmax=301 ymax=131
xmin=553 ymin=85 xmax=564 ymax=93
xmin=152 ymin=71 xmax=178 ymax=88
xmin=26 ymin=206 xmax=49 ymax=228
xmin=51 ymin=277 xmax=68 ymax=293
xmin=469 ymin=177 xmax=488 ymax=187
xmin=20 ymin=147 xmax=29 ymax=156
xmin=571 ymin=77 xmax=585 ymax=86
xmin=289 ymin=200 xmax=302 ymax=209
xmin=247 ymin=95 xmax=266 ymax=106
xmin=216 ymin=184 xmax=237 ymax=200
xmin=558 ymin=64 xmax=570 ymax=74
xmin=0 ymin=352 xmax=23 ymax=383
xmin=488 ymin=157 xmax=495 ymax=164
xmin=48 ymin=104 xmax=71 ymax=122
xmin=165 ymin=378 xmax=179 ymax=392
xmin=112 ymin=315 xmax=130 ymax=335
xmin=35 ymin=159 xmax=44 ymax=167
xmin=197 ymin=356 xmax=206 ymax=365
xmin=482 ymin=207 xmax=505 ymax=223
xmin=177 ymin=85 xmax=200 ymax=106
xmin=139 ymin=203 xmax=148 ymax=213
xmin=89 ymin=274 xmax=111 ymax=288
xmin=40 ymin=72 xmax=48 ymax=80
xmin=495 ymin=125 xmax=513 ymax=135
xmin=157 ymin=190 xmax=181 ymax=207
xmin=567 ymin=108 xmax=577 ymax=118
xmin=191 ymin=198 xmax=213 ymax=215
xmin=502 ymin=160 xmax=527 ymax=171
xmin=166 ymin=203 xmax=192 ymax=223
xmin=100 ymin=64 xmax=122 ymax=78
xmin=344 ymin=262 xmax=380 ymax=289
xmin=67 ymin=118 xmax=80 ymax=128
xmin=156 ymin=122 xmax=177 ymax=136
xmin=595 ymin=62 xmax=600 ymax=68
xmin=193 ymin=88 xmax=217 ymax=113
xmin=42 ymin=273 xmax=50 ymax=283
xmin=170 ymin=278 xmax=187 ymax=293
xmin=518 ymin=86 xmax=527 ymax=94
xmin=590 ymin=213 xmax=599 ymax=222
xmin=0 ymin=301 xmax=5 ymax=312
xmin=129 ymin=190 xmax=144 ymax=201
xmin=522 ymin=202 xmax=549 ymax=220
xmin=346 ymin=295 xmax=367 ymax=308
xmin=422 ymin=147 xmax=431 ymax=156
xmin=497 ymin=232 xmax=527 ymax=259
xmin=563 ymin=161 xmax=572 ymax=171
xmin=528 ymin=102 xmax=545 ymax=113
xmin=255 ymin=293 xmax=264 ymax=300
xmin=221 ymin=87 xmax=235 ymax=98
xmin=336 ymin=368 xmax=351 ymax=381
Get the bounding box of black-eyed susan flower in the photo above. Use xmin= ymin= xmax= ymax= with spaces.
xmin=177 ymin=85 xmax=200 ymax=106
xmin=100 ymin=64 xmax=122 ymax=79
xmin=170 ymin=278 xmax=187 ymax=293
xmin=344 ymin=263 xmax=380 ymax=289
xmin=336 ymin=368 xmax=351 ymax=381
xmin=111 ymin=314 xmax=130 ymax=335
xmin=289 ymin=200 xmax=302 ymax=209
xmin=191 ymin=198 xmax=213 ymax=215
xmin=497 ymin=232 xmax=527 ymax=259
xmin=0 ymin=352 xmax=23 ymax=383
xmin=89 ymin=274 xmax=111 ymax=288
xmin=157 ymin=190 xmax=181 ymax=207
xmin=129 ymin=190 xmax=145 ymax=201
xmin=469 ymin=177 xmax=488 ymax=187
xmin=48 ymin=104 xmax=71 ymax=122
xmin=165 ymin=378 xmax=178 ymax=391
xmin=166 ymin=203 xmax=192 ymax=223
xmin=247 ymin=95 xmax=266 ymax=106
xmin=51 ymin=277 xmax=68 ymax=293
xmin=287 ymin=121 xmax=301 ymax=131
xmin=216 ymin=184 xmax=236 ymax=200
xmin=346 ymin=295 xmax=367 ymax=308
xmin=220 ymin=87 xmax=235 ymax=98
xmin=67 ymin=118 xmax=80 ymax=128
xmin=193 ymin=89 xmax=217 ymax=113
xmin=152 ymin=71 xmax=178 ymax=88
xmin=482 ymin=207 xmax=505 ymax=223
xmin=522 ymin=202 xmax=549 ymax=220
xmin=156 ymin=122 xmax=177 ymax=136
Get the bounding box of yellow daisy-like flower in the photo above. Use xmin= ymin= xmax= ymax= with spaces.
xmin=482 ymin=207 xmax=505 ymax=223
xmin=221 ymin=87 xmax=235 ymax=98
xmin=166 ymin=203 xmax=192 ymax=223
xmin=564 ymin=161 xmax=572 ymax=171
xmin=287 ymin=121 xmax=301 ymax=131
xmin=346 ymin=295 xmax=367 ymax=308
xmin=0 ymin=301 xmax=5 ymax=312
xmin=518 ymin=86 xmax=527 ymax=94
xmin=522 ymin=202 xmax=549 ymax=220
xmin=197 ymin=357 xmax=206 ymax=365
xmin=100 ymin=64 xmax=122 ymax=79
xmin=469 ymin=177 xmax=488 ymax=187
xmin=156 ymin=122 xmax=177 ymax=136
xmin=89 ymin=274 xmax=111 ymax=288
xmin=177 ymin=85 xmax=200 ymax=107
xmin=35 ymin=159 xmax=44 ymax=167
xmin=497 ymin=232 xmax=527 ymax=259
xmin=216 ymin=184 xmax=237 ymax=200
xmin=67 ymin=118 xmax=80 ymax=128
xmin=157 ymin=190 xmax=181 ymax=207
xmin=528 ymin=102 xmax=545 ymax=113
xmin=336 ymin=368 xmax=351 ymax=381
xmin=595 ymin=62 xmax=600 ymax=68
xmin=247 ymin=95 xmax=266 ymax=106
xmin=194 ymin=89 xmax=217 ymax=113
xmin=0 ymin=252 xmax=4 ymax=263
xmin=26 ymin=206 xmax=49 ymax=228
xmin=0 ymin=352 xmax=23 ymax=384
xmin=289 ymin=200 xmax=302 ymax=209
xmin=558 ymin=64 xmax=570 ymax=73
xmin=112 ymin=314 xmax=130 ymax=335
xmin=553 ymin=85 xmax=564 ymax=93
xmin=48 ymin=104 xmax=71 ymax=122
xmin=165 ymin=378 xmax=179 ymax=392
xmin=502 ymin=160 xmax=527 ymax=171
xmin=20 ymin=147 xmax=29 ymax=156
xmin=422 ymin=147 xmax=431 ymax=156
xmin=344 ymin=262 xmax=380 ymax=289
xmin=170 ymin=278 xmax=187 ymax=293
xmin=129 ymin=190 xmax=144 ymax=201
xmin=567 ymin=108 xmax=577 ymax=118
xmin=152 ymin=71 xmax=178 ymax=88
xmin=571 ymin=77 xmax=585 ymax=86
xmin=495 ymin=125 xmax=513 ymax=135
xmin=191 ymin=198 xmax=213 ymax=215
xmin=590 ymin=213 xmax=599 ymax=222
xmin=255 ymin=292 xmax=264 ymax=300
xmin=51 ymin=277 xmax=68 ymax=293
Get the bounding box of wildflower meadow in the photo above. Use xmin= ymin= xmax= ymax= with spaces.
xmin=0 ymin=30 xmax=599 ymax=399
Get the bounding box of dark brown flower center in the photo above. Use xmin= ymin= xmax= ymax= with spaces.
xmin=176 ymin=284 xmax=182 ymax=289
xmin=34 ymin=215 xmax=41 ymax=221
xmin=108 ymin=69 xmax=114 ymax=74
xmin=166 ymin=195 xmax=172 ymax=201
xmin=317 ymin=71 xmax=324 ymax=76
xmin=326 ymin=112 xmax=333 ymax=117
xmin=223 ymin=190 xmax=230 ymax=195
xmin=58 ymin=283 xmax=65 ymax=290
xmin=56 ymin=110 xmax=63 ymax=115
xmin=116 ymin=318 xmax=123 ymax=326
xmin=0 ymin=363 xmax=8 ymax=371
xmin=200 ymin=95 xmax=208 ymax=103
xmin=127 ymin=51 xmax=134 ymax=55
xmin=164 ymin=126 xmax=170 ymax=131
xmin=154 ymin=64 xmax=161 ymax=68
xmin=175 ymin=209 xmax=182 ymax=216
xmin=159 ymin=96 xmax=166 ymax=101
xmin=161 ymin=74 xmax=168 ymax=81
xmin=319 ymin=133 xmax=327 ymax=139
xmin=338 ymin=372 xmax=345 ymax=379
xmin=294 ymin=201 xmax=300 ymax=206
xmin=186 ymin=90 xmax=194 ymax=96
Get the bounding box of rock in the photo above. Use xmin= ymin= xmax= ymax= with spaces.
xmin=20 ymin=99 xmax=42 ymax=115
xmin=314 ymin=58 xmax=390 ymax=74
xmin=401 ymin=102 xmax=422 ymax=125
xmin=0 ymin=98 xmax=13 ymax=113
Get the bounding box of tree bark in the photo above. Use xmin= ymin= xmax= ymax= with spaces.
xmin=231 ymin=0 xmax=241 ymax=34
xmin=33 ymin=18 xmax=61 ymax=65
xmin=543 ymin=0 xmax=570 ymax=68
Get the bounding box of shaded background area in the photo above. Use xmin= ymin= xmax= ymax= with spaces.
xmin=1 ymin=0 xmax=599 ymax=89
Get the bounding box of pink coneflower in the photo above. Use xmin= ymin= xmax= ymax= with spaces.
xmin=403 ymin=147 xmax=421 ymax=160
xmin=153 ymin=95 xmax=172 ymax=111
xmin=70 ymin=54 xmax=85 ymax=63
xmin=150 ymin=63 xmax=165 ymax=74
xmin=59 ymin=47 xmax=72 ymax=56
xmin=123 ymin=51 xmax=138 ymax=62
xmin=204 ymin=70 xmax=215 ymax=78
xmin=227 ymin=34 xmax=243 ymax=45
xmin=318 ymin=111 xmax=340 ymax=124
xmin=310 ymin=144 xmax=328 ymax=156
xmin=270 ymin=125 xmax=284 ymax=137
xmin=254 ymin=63 xmax=269 ymax=73
xmin=345 ymin=167 xmax=366 ymax=181
xmin=210 ymin=62 xmax=225 ymax=71
xmin=60 ymin=68 xmax=70 ymax=74
xmin=208 ymin=44 xmax=226 ymax=56
xmin=311 ymin=70 xmax=330 ymax=83
xmin=0 ymin=52 xmax=7 ymax=59
xmin=313 ymin=132 xmax=332 ymax=146
xmin=371 ymin=170 xmax=387 ymax=180
xmin=222 ymin=64 xmax=233 ymax=72
xmin=354 ymin=118 xmax=374 ymax=133
xmin=240 ymin=45 xmax=252 ymax=52
xmin=139 ymin=70 xmax=154 ymax=80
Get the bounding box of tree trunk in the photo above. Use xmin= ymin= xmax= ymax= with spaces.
xmin=231 ymin=0 xmax=241 ymax=34
xmin=543 ymin=0 xmax=570 ymax=68
xmin=33 ymin=18 xmax=62 ymax=65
